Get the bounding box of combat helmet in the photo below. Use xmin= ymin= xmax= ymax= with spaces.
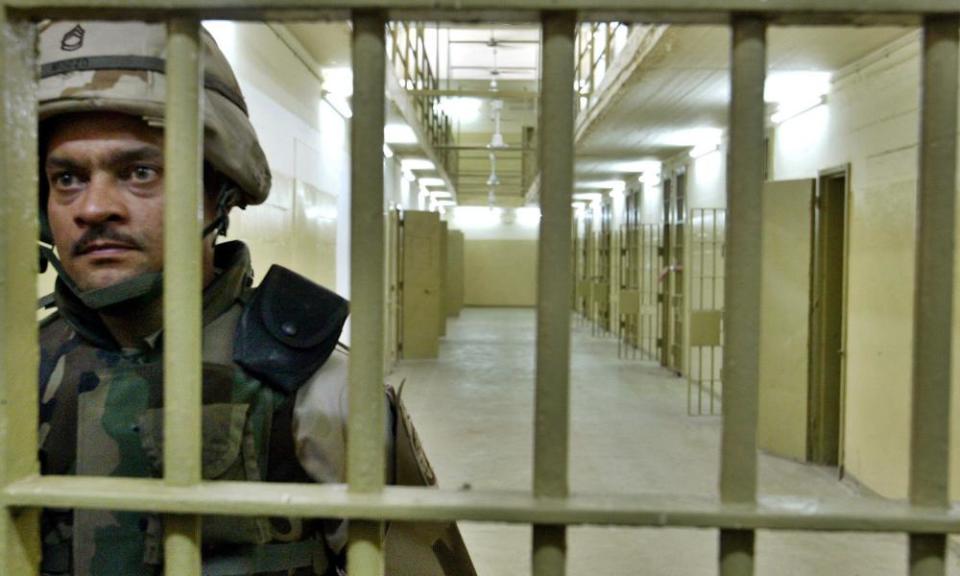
xmin=37 ymin=21 xmax=271 ymax=309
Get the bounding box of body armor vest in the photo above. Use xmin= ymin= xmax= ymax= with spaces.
xmin=38 ymin=242 xmax=348 ymax=576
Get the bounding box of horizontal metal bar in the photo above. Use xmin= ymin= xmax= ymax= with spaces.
xmin=409 ymin=89 xmax=538 ymax=99
xmin=434 ymin=145 xmax=534 ymax=152
xmin=4 ymin=0 xmax=955 ymax=24
xmin=8 ymin=476 xmax=960 ymax=534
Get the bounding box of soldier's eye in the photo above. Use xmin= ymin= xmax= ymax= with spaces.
xmin=128 ymin=165 xmax=160 ymax=183
xmin=52 ymin=172 xmax=81 ymax=190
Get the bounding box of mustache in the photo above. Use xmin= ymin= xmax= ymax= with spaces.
xmin=71 ymin=225 xmax=144 ymax=256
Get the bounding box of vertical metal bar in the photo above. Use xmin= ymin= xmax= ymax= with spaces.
xmin=534 ymin=10 xmax=576 ymax=576
xmin=163 ymin=18 xmax=203 ymax=576
xmin=719 ymin=14 xmax=766 ymax=576
xmin=0 ymin=12 xmax=39 ymax=576
xmin=909 ymin=14 xmax=958 ymax=576
xmin=348 ymin=10 xmax=386 ymax=576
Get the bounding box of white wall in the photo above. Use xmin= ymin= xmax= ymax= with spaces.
xmin=205 ymin=22 xmax=362 ymax=341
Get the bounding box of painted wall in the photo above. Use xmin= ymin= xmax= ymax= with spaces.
xmin=669 ymin=31 xmax=959 ymax=500
xmin=447 ymin=207 xmax=540 ymax=307
xmin=209 ymin=21 xmax=347 ymax=298
xmin=768 ymin=34 xmax=928 ymax=499
xmin=463 ymin=240 xmax=538 ymax=307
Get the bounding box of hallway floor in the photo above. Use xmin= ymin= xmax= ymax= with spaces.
xmin=389 ymin=308 xmax=960 ymax=576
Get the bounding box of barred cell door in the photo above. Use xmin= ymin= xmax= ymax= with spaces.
xmin=619 ymin=188 xmax=642 ymax=358
xmin=639 ymin=222 xmax=663 ymax=361
xmin=687 ymin=208 xmax=725 ymax=416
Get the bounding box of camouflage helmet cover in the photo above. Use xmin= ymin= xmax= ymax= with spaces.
xmin=38 ymin=21 xmax=271 ymax=210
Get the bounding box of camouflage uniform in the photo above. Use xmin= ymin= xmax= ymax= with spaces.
xmin=40 ymin=241 xmax=342 ymax=575
xmin=36 ymin=20 xmax=475 ymax=576
xmin=39 ymin=241 xmax=476 ymax=576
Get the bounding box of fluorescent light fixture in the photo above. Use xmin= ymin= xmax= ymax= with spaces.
xmin=575 ymin=180 xmax=627 ymax=190
xmin=659 ymin=127 xmax=723 ymax=148
xmin=690 ymin=142 xmax=719 ymax=159
xmin=323 ymin=94 xmax=352 ymax=119
xmin=606 ymin=160 xmax=662 ymax=173
xmin=771 ymin=95 xmax=827 ymax=125
xmin=384 ymin=123 xmax=418 ymax=145
xmin=438 ymin=97 xmax=483 ymax=122
xmin=765 ymin=71 xmax=831 ymax=104
xmin=419 ymin=177 xmax=445 ymax=186
xmin=401 ymin=158 xmax=436 ymax=171
xmin=641 ymin=169 xmax=662 ymax=186
xmin=430 ymin=191 xmax=453 ymax=198
xmin=766 ymin=71 xmax=831 ymax=125
xmin=321 ymin=67 xmax=353 ymax=97
xmin=382 ymin=143 xmax=394 ymax=158
xmin=572 ymin=192 xmax=603 ymax=203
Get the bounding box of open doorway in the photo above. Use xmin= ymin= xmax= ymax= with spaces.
xmin=807 ymin=165 xmax=849 ymax=466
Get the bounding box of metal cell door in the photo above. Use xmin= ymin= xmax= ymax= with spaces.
xmin=758 ymin=178 xmax=815 ymax=460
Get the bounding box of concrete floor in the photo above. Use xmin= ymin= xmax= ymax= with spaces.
xmin=390 ymin=308 xmax=960 ymax=576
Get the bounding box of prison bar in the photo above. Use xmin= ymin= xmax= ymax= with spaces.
xmin=0 ymin=10 xmax=40 ymax=576
xmin=13 ymin=477 xmax=960 ymax=533
xmin=0 ymin=2 xmax=958 ymax=576
xmin=3 ymin=0 xmax=960 ymax=26
xmin=719 ymin=14 xmax=765 ymax=576
xmin=348 ymin=10 xmax=388 ymax=576
xmin=909 ymin=15 xmax=959 ymax=576
xmin=162 ymin=18 xmax=204 ymax=576
xmin=533 ymin=10 xmax=576 ymax=576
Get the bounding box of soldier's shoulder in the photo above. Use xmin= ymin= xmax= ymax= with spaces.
xmin=38 ymin=309 xmax=70 ymax=345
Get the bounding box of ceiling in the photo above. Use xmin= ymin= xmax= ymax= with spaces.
xmin=575 ymin=25 xmax=912 ymax=185
xmin=284 ymin=21 xmax=914 ymax=206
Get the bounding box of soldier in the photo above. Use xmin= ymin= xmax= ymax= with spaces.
xmin=36 ymin=20 xmax=475 ymax=576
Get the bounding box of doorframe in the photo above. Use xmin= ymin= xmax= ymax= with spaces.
xmin=659 ymin=175 xmax=673 ymax=367
xmin=807 ymin=163 xmax=852 ymax=472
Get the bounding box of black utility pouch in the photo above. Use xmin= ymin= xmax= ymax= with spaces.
xmin=234 ymin=265 xmax=349 ymax=394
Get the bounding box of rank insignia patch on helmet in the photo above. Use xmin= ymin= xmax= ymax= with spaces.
xmin=60 ymin=24 xmax=84 ymax=51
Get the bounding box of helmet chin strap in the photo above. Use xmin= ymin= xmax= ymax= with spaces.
xmin=39 ymin=183 xmax=237 ymax=311
xmin=39 ymin=243 xmax=163 ymax=311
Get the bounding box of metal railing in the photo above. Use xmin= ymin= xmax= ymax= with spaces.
xmin=387 ymin=21 xmax=455 ymax=174
xmin=0 ymin=3 xmax=957 ymax=576
xmin=574 ymin=21 xmax=628 ymax=113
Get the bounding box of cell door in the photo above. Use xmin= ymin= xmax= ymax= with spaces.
xmin=639 ymin=222 xmax=662 ymax=361
xmin=596 ymin=197 xmax=614 ymax=334
xmin=400 ymin=210 xmax=442 ymax=359
xmin=659 ymin=177 xmax=672 ymax=366
xmin=687 ymin=208 xmax=725 ymax=416
xmin=668 ymin=170 xmax=687 ymax=374
xmin=757 ymin=178 xmax=815 ymax=461
xmin=618 ymin=188 xmax=641 ymax=358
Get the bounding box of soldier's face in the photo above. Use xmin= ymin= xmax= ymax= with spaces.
xmin=45 ymin=112 xmax=213 ymax=293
